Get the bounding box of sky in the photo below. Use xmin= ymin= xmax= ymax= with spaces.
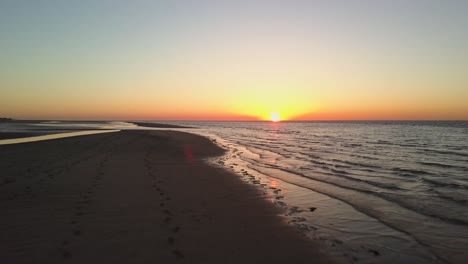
xmin=1 ymin=0 xmax=467 ymax=121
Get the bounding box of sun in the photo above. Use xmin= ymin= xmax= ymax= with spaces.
xmin=270 ymin=112 xmax=281 ymax=122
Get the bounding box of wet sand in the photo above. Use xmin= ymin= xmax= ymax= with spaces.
xmin=0 ymin=130 xmax=335 ymax=263
xmin=0 ymin=121 xmax=192 ymax=140
xmin=0 ymin=132 xmax=49 ymax=140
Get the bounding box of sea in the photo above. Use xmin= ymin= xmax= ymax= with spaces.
xmin=1 ymin=120 xmax=467 ymax=263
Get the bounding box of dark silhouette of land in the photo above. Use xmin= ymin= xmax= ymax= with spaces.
xmin=0 ymin=117 xmax=13 ymax=122
xmin=132 ymin=122 xmax=195 ymax=129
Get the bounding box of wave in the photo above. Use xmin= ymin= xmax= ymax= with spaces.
xmin=297 ymin=152 xmax=321 ymax=160
xmin=373 ymin=140 xmax=393 ymax=145
xmin=418 ymin=161 xmax=467 ymax=170
xmin=421 ymin=177 xmax=468 ymax=190
xmin=378 ymin=192 xmax=468 ymax=226
xmin=342 ymin=143 xmax=363 ymax=148
xmin=397 ymin=143 xmax=426 ymax=148
xmin=349 ymin=154 xmax=379 ymax=160
xmin=391 ymin=167 xmax=432 ymax=176
xmin=260 ymin=161 xmax=468 ymax=226
xmin=419 ymin=148 xmax=468 ymax=158
xmin=331 ymin=159 xmax=380 ymax=170
xmin=249 ymin=159 xmax=468 ymax=228
xmin=268 ymin=161 xmax=404 ymax=192
xmin=434 ymin=190 xmax=468 ymax=204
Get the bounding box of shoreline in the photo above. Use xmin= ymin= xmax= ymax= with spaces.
xmin=131 ymin=121 xmax=195 ymax=129
xmin=0 ymin=130 xmax=335 ymax=263
xmin=182 ymin=126 xmax=455 ymax=264
xmin=0 ymin=130 xmax=119 ymax=145
xmin=0 ymin=121 xmax=193 ymax=140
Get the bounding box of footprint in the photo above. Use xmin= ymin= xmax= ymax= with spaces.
xmin=168 ymin=237 xmax=175 ymax=245
xmin=58 ymin=247 xmax=72 ymax=259
xmin=172 ymin=249 xmax=184 ymax=259
xmin=172 ymin=226 xmax=181 ymax=233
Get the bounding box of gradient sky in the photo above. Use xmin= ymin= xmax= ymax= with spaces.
xmin=1 ymin=0 xmax=467 ymax=120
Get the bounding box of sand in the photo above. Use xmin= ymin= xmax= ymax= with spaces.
xmin=132 ymin=122 xmax=195 ymax=129
xmin=0 ymin=130 xmax=335 ymax=263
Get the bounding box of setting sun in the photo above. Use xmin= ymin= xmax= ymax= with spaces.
xmin=270 ymin=112 xmax=281 ymax=122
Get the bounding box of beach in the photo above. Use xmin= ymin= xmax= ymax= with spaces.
xmin=0 ymin=130 xmax=333 ymax=263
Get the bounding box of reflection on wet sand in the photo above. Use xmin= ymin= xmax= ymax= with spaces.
xmin=0 ymin=130 xmax=119 ymax=145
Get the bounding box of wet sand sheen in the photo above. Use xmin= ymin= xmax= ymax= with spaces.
xmin=0 ymin=130 xmax=334 ymax=263
xmin=0 ymin=130 xmax=119 ymax=145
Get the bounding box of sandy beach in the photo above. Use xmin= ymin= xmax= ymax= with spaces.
xmin=0 ymin=130 xmax=334 ymax=263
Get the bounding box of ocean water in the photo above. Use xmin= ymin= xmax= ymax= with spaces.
xmin=170 ymin=121 xmax=468 ymax=264
xmin=2 ymin=120 xmax=467 ymax=263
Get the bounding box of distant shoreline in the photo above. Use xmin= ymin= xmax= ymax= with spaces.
xmin=0 ymin=120 xmax=195 ymax=141
xmin=131 ymin=121 xmax=195 ymax=129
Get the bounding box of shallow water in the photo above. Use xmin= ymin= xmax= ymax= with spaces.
xmin=0 ymin=130 xmax=120 ymax=145
xmin=0 ymin=121 xmax=133 ymax=145
xmin=169 ymin=121 xmax=468 ymax=264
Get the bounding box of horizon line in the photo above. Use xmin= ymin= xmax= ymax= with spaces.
xmin=4 ymin=118 xmax=468 ymax=122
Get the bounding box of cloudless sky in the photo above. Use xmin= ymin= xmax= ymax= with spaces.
xmin=1 ymin=0 xmax=467 ymax=120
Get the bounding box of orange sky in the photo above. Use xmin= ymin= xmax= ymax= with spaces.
xmin=1 ymin=1 xmax=467 ymax=121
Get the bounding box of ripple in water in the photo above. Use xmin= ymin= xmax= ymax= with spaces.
xmin=175 ymin=121 xmax=468 ymax=264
